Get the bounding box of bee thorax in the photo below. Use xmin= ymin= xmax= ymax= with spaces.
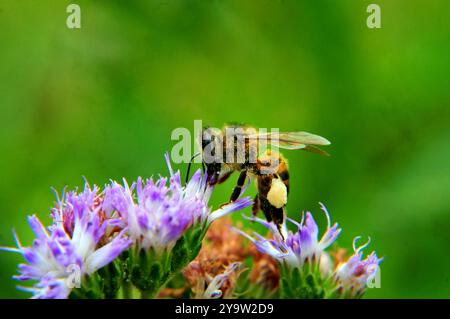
xmin=266 ymin=178 xmax=287 ymax=208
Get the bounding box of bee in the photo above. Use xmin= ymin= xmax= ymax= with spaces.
xmin=191 ymin=124 xmax=330 ymax=237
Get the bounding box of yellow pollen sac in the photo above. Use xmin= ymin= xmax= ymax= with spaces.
xmin=267 ymin=178 xmax=287 ymax=208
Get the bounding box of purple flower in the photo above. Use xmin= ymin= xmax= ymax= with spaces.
xmin=1 ymin=184 xmax=132 ymax=299
xmin=1 ymin=153 xmax=252 ymax=298
xmin=102 ymin=153 xmax=252 ymax=253
xmin=17 ymin=275 xmax=71 ymax=299
xmin=334 ymin=236 xmax=383 ymax=297
xmin=235 ymin=203 xmax=342 ymax=269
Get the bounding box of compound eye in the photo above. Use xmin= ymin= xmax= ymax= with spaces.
xmin=202 ymin=127 xmax=218 ymax=150
xmin=201 ymin=131 xmax=212 ymax=148
xmin=202 ymin=137 xmax=211 ymax=149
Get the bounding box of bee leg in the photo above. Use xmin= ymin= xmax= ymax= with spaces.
xmin=276 ymin=223 xmax=286 ymax=242
xmin=207 ymin=167 xmax=221 ymax=185
xmin=230 ymin=170 xmax=247 ymax=202
xmin=259 ymin=196 xmax=286 ymax=241
xmin=273 ymin=207 xmax=286 ymax=241
xmin=217 ymin=171 xmax=233 ymax=184
xmin=219 ymin=170 xmax=247 ymax=208
xmin=272 ymin=207 xmax=285 ymax=227
xmin=258 ymin=197 xmax=273 ymax=222
xmin=252 ymin=195 xmax=260 ymax=217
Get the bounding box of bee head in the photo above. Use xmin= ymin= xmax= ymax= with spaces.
xmin=199 ymin=126 xmax=223 ymax=185
xmin=200 ymin=126 xmax=214 ymax=151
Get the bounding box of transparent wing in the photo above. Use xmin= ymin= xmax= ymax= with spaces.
xmin=244 ymin=131 xmax=331 ymax=154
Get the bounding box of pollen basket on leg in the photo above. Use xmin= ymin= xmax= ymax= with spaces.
xmin=266 ymin=178 xmax=287 ymax=209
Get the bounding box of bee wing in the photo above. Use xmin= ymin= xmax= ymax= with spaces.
xmin=245 ymin=131 xmax=331 ymax=154
xmin=302 ymin=145 xmax=330 ymax=156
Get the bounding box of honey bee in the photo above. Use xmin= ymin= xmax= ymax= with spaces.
xmin=191 ymin=124 xmax=330 ymax=237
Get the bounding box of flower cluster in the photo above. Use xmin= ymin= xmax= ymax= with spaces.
xmin=180 ymin=217 xmax=279 ymax=298
xmin=102 ymin=154 xmax=251 ymax=253
xmin=1 ymin=154 xmax=251 ymax=298
xmin=333 ymin=237 xmax=382 ymax=298
xmin=1 ymin=152 xmax=382 ymax=299
xmin=1 ymin=185 xmax=132 ymax=298
xmin=235 ymin=203 xmax=382 ymax=298
xmin=235 ymin=203 xmax=341 ymax=269
xmin=180 ymin=217 xmax=248 ymax=298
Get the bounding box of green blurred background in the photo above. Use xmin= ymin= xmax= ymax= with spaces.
xmin=0 ymin=0 xmax=449 ymax=298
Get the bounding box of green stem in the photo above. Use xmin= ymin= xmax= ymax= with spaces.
xmin=140 ymin=289 xmax=157 ymax=299
xmin=121 ymin=281 xmax=133 ymax=299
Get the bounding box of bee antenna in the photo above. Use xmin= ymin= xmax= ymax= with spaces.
xmin=185 ymin=152 xmax=200 ymax=185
